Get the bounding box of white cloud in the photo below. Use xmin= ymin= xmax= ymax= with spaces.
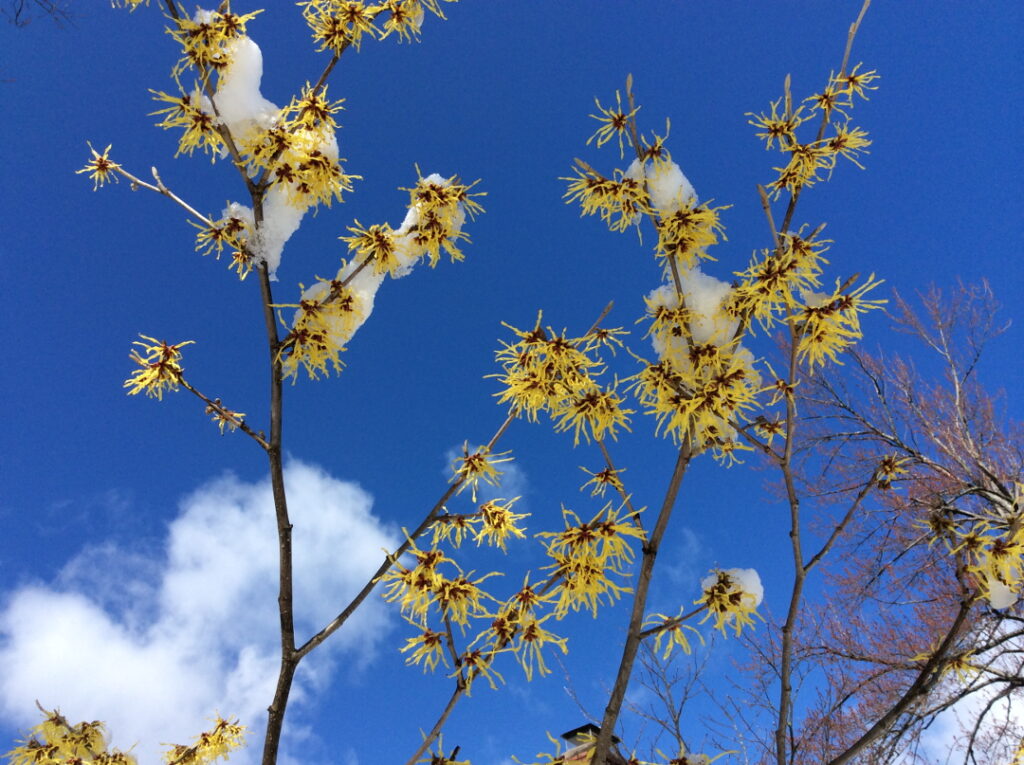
xmin=0 ymin=460 xmax=397 ymax=764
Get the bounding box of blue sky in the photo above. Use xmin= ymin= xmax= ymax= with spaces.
xmin=2 ymin=2 xmax=1022 ymax=763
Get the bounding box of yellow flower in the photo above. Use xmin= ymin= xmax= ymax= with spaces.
xmin=551 ymin=383 xmax=633 ymax=446
xmin=654 ymin=200 xmax=729 ymax=271
xmin=451 ymin=444 xmax=513 ymax=502
xmin=696 ymin=568 xmax=763 ymax=637
xmin=562 ymin=163 xmax=651 ymax=232
xmin=643 ymin=612 xmax=703 ymax=660
xmin=795 ymin=274 xmax=885 ymax=368
xmin=286 ymin=138 xmax=358 ymax=208
xmin=340 ymin=220 xmax=404 ymax=276
xmin=826 ymin=122 xmax=872 ymax=169
xmin=432 ymin=569 xmax=499 ymax=628
xmin=804 ymin=81 xmax=851 ymax=119
xmin=455 ymin=648 xmax=505 ymax=692
xmin=380 ymin=0 xmax=425 ymax=42
xmin=400 ymin=171 xmax=485 ymax=266
xmin=204 ymin=400 xmax=246 ymax=435
xmin=191 ymin=215 xmax=248 ymax=259
xmin=430 ymin=512 xmax=478 ymax=547
xmin=582 ymin=326 xmax=629 ymax=356
xmin=638 ymin=119 xmax=672 ymax=164
xmin=6 ymin=708 xmax=138 ymax=765
xmin=875 ymin=454 xmax=910 ymax=489
xmin=834 ymin=63 xmax=880 ymax=100
xmin=511 ymin=612 xmax=568 ymax=681
xmin=124 ymin=335 xmax=195 ymax=400
xmin=150 ymin=88 xmax=224 ymax=158
xmin=587 ymin=90 xmax=639 ymax=159
xmin=380 ymin=541 xmax=452 ymax=621
xmin=400 ymin=620 xmax=447 ymax=672
xmin=283 ymin=82 xmax=345 ymax=135
xmin=580 ymin=465 xmax=625 ymax=497
xmin=76 ymin=143 xmax=121 ymax=190
xmin=228 ymin=248 xmax=255 ymax=280
xmin=475 ymin=498 xmax=529 ymax=551
xmin=301 ymin=1 xmax=380 ymax=54
xmin=163 ymin=717 xmax=245 ymax=765
xmin=730 ymin=228 xmax=830 ymax=330
xmin=747 ymin=98 xmax=805 ymax=150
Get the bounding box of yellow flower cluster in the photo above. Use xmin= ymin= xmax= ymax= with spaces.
xmin=387 ymin=493 xmax=641 ymax=687
xmin=381 ymin=542 xmax=496 ymax=629
xmin=277 ymin=273 xmax=365 ymax=380
xmin=952 ymin=520 xmax=1024 ymax=609
xmin=563 ymin=162 xmax=650 ymax=233
xmin=162 ymin=718 xmax=246 ymax=765
xmin=5 ymin=709 xmax=133 ymax=765
xmin=299 ymin=0 xmax=456 ymax=53
xmin=146 ymin=9 xmax=268 ymax=156
xmin=382 ymin=536 xmax=562 ymax=690
xmin=629 ymin=302 xmax=762 ymax=458
xmin=237 ymin=84 xmax=359 ymax=209
xmin=493 ymin=315 xmax=633 ymax=445
xmin=5 ymin=708 xmax=244 ymax=765
xmin=748 ymin=64 xmax=878 ymax=199
xmin=793 ymin=275 xmax=885 ymax=369
xmin=729 ymin=227 xmax=830 ymax=329
xmin=338 ymin=172 xmax=484 ymax=277
xmin=538 ymin=504 xmax=645 ymax=617
xmin=191 ymin=213 xmax=250 ymax=260
xmin=515 ymin=732 xmax=728 ymax=765
xmin=167 ymin=7 xmax=264 ymax=78
xmin=399 ymin=172 xmax=486 ymax=266
xmin=430 ymin=498 xmax=529 ymax=552
xmin=124 ymin=335 xmax=195 ymax=400
xmin=654 ymin=200 xmax=729 ymax=272
xmin=472 ymin=585 xmax=567 ymax=682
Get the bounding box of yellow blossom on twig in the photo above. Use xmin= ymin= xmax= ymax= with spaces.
xmin=76 ymin=143 xmax=122 ymax=190
xmin=124 ymin=335 xmax=195 ymax=400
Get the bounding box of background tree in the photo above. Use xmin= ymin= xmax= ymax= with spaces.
xmin=644 ymin=283 xmax=1022 ymax=764
xmin=2 ymin=0 xmax=72 ymax=27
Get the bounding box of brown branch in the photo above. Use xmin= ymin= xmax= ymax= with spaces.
xmin=180 ymin=380 xmax=269 ymax=450
xmin=402 ymin=680 xmax=468 ymax=765
xmin=295 ymin=412 xmax=516 ymax=660
xmin=592 ymin=442 xmax=693 ymax=765
xmin=826 ymin=597 xmax=976 ymax=765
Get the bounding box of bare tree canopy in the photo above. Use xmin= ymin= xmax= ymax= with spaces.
xmin=2 ymin=0 xmax=72 ymax=27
